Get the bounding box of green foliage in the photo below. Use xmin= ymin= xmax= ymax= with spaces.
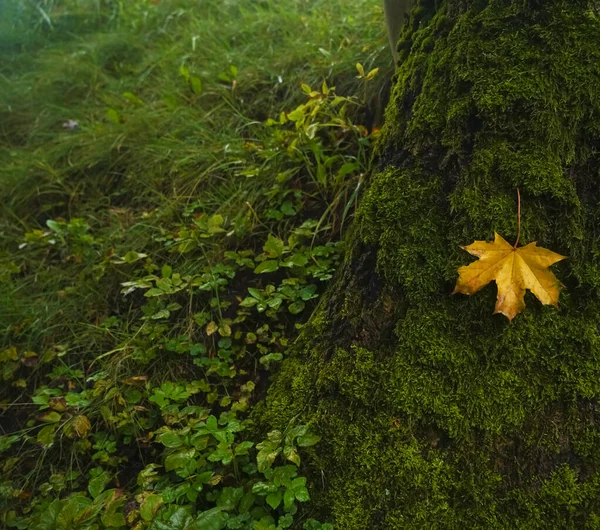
xmin=0 ymin=0 xmax=388 ymax=527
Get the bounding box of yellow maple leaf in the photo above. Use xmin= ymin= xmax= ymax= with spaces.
xmin=453 ymin=233 xmax=566 ymax=321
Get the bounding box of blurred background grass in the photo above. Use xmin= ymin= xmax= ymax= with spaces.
xmin=0 ymin=0 xmax=393 ymax=373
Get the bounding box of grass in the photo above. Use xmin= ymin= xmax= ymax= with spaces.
xmin=0 ymin=0 xmax=392 ymax=528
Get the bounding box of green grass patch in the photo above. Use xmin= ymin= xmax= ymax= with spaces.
xmin=0 ymin=0 xmax=392 ymax=528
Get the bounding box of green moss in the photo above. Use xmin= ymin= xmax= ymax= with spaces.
xmin=262 ymin=0 xmax=600 ymax=527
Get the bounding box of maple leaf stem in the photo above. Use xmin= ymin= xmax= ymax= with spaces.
xmin=514 ymin=188 xmax=521 ymax=248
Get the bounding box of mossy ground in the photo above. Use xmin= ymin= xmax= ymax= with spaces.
xmin=263 ymin=1 xmax=600 ymax=527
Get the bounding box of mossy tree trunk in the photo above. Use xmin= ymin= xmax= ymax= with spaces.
xmin=261 ymin=1 xmax=600 ymax=528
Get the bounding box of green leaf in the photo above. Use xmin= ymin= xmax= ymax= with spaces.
xmin=267 ymin=297 xmax=282 ymax=311
xmin=288 ymin=301 xmax=305 ymax=315
xmin=149 ymin=521 xmax=172 ymax=530
xmin=194 ymin=311 xmax=210 ymax=326
xmin=163 ymin=508 xmax=193 ymax=530
xmin=106 ymin=108 xmax=120 ymax=124
xmin=0 ymin=434 xmax=20 ymax=453
xmin=37 ymin=498 xmax=62 ymax=527
xmin=218 ymin=323 xmax=232 ymax=337
xmin=156 ymin=278 xmax=172 ymax=291
xmin=283 ymin=488 xmax=296 ymax=510
xmin=226 ymin=419 xmax=243 ymax=433
xmin=39 ymin=411 xmax=61 ymax=423
xmin=208 ymin=214 xmax=225 ymax=233
xmin=124 ymin=388 xmax=142 ymax=404
xmin=287 ymin=106 xmax=304 ymax=122
xmin=0 ymin=347 xmax=18 ymax=362
xmin=266 ymin=430 xmax=283 ymax=444
xmin=234 ymin=440 xmax=254 ymax=456
xmin=37 ymin=424 xmax=57 ymax=447
xmin=282 ymin=253 xmax=309 ymax=268
xmin=125 ymin=250 xmax=147 ymax=263
xmin=259 ymin=352 xmax=283 ymax=367
xmin=152 ymin=309 xmax=170 ymax=320
xmin=206 ymin=415 xmax=218 ymax=432
xmin=252 ymin=482 xmax=278 ymax=495
xmin=280 ymin=201 xmax=296 ymax=216
xmin=140 ymin=493 xmax=163 ymax=521
xmin=189 ymin=507 xmax=228 ymax=530
xmin=158 ymin=431 xmax=183 ymax=448
xmin=337 ymin=162 xmax=357 ymax=179
xmin=254 ymin=260 xmax=279 ymax=274
xmin=263 ymin=235 xmax=285 ymax=258
xmin=102 ymin=511 xmax=126 ymax=528
xmin=208 ymin=444 xmax=233 ymax=465
xmin=294 ymin=486 xmax=310 ymax=502
xmin=161 ymin=265 xmax=173 ymax=278
xmin=266 ymin=489 xmax=283 ymax=510
xmin=239 ymin=297 xmax=258 ymax=307
xmin=299 ymin=285 xmax=318 ymax=300
xmin=196 ymin=470 xmax=214 ymax=484
xmin=256 ymin=445 xmax=281 ymax=473
xmin=365 ymin=67 xmax=379 ymax=80
xmin=292 ymin=477 xmax=307 ymax=488
xmin=283 ymin=445 xmax=300 ymax=466
xmin=46 ymin=219 xmax=62 ymax=233
xmin=287 ymin=425 xmax=307 ymax=439
xmin=122 ymin=91 xmax=144 ymax=105
xmin=239 ymin=492 xmax=255 ymax=514
xmin=253 ymin=520 xmax=276 ymax=530
xmin=190 ymin=76 xmax=203 ymax=95
xmin=271 ymin=465 xmax=298 ymax=487
xmin=59 ymin=495 xmax=95 ymax=526
xmin=179 ymin=65 xmax=190 ymax=81
xmin=190 ymin=343 xmax=207 ymax=356
xmin=165 ymin=448 xmax=196 ymax=471
xmin=279 ymin=513 xmax=294 ymax=529
xmin=218 ymin=487 xmax=243 ymax=510
xmin=247 ymin=288 xmax=263 ymax=299
xmin=206 ymin=321 xmax=218 ymax=335
xmin=88 ymin=471 xmax=110 ymax=498
xmin=297 ymin=433 xmax=321 ymax=447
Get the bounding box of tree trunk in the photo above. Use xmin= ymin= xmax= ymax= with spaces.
xmin=260 ymin=1 xmax=600 ymax=528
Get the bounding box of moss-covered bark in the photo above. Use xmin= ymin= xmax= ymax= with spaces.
xmin=261 ymin=1 xmax=600 ymax=527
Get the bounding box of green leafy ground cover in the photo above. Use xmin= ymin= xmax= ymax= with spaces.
xmin=0 ymin=1 xmax=391 ymax=528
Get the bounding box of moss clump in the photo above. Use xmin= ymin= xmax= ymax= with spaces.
xmin=262 ymin=0 xmax=600 ymax=527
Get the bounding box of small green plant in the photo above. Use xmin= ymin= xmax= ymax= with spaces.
xmin=22 ymin=218 xmax=101 ymax=262
xmin=355 ymin=62 xmax=380 ymax=105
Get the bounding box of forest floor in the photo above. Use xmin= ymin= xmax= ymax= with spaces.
xmin=0 ymin=0 xmax=392 ymax=528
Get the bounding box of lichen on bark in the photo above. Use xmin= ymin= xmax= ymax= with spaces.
xmin=261 ymin=1 xmax=600 ymax=527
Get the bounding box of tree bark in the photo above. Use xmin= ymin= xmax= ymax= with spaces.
xmin=261 ymin=1 xmax=600 ymax=528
